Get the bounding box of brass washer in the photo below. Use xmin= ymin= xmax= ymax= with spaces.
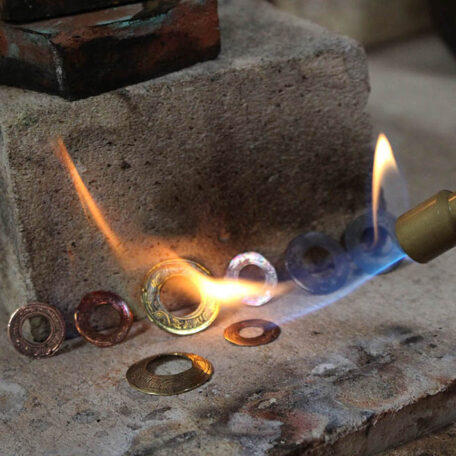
xmin=141 ymin=259 xmax=219 ymax=335
xmin=224 ymin=319 xmax=281 ymax=347
xmin=7 ymin=302 xmax=66 ymax=358
xmin=126 ymin=352 xmax=213 ymax=395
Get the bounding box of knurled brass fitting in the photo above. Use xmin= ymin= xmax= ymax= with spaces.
xmin=395 ymin=190 xmax=456 ymax=263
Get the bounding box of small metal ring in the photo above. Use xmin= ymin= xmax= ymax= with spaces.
xmin=8 ymin=303 xmax=65 ymax=358
xmin=225 ymin=252 xmax=278 ymax=306
xmin=285 ymin=232 xmax=350 ymax=294
xmin=126 ymin=352 xmax=213 ymax=395
xmin=344 ymin=211 xmax=404 ymax=275
xmin=74 ymin=291 xmax=134 ymax=347
xmin=224 ymin=319 xmax=281 ymax=346
xmin=142 ymin=259 xmax=219 ymax=335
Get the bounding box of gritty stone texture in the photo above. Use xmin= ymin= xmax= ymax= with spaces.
xmin=0 ymin=0 xmax=372 ymax=335
xmin=269 ymin=0 xmax=431 ymax=46
xmin=2 ymin=240 xmax=456 ymax=455
xmin=0 ymin=32 xmax=454 ymax=456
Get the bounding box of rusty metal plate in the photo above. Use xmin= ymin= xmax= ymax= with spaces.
xmin=0 ymin=0 xmax=220 ymax=99
xmin=0 ymin=0 xmax=136 ymax=23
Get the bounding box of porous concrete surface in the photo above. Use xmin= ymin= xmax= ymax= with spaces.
xmin=2 ymin=227 xmax=456 ymax=456
xmin=1 ymin=33 xmax=456 ymax=456
xmin=269 ymin=0 xmax=431 ymax=47
xmin=0 ymin=0 xmax=372 ymax=335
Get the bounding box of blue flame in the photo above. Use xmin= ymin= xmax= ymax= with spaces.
xmin=275 ymin=250 xmax=407 ymax=326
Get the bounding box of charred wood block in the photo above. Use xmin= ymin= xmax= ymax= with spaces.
xmin=0 ymin=0 xmax=220 ymax=99
xmin=0 ymin=0 xmax=136 ymax=23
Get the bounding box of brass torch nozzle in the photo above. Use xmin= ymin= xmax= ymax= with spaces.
xmin=395 ymin=190 xmax=456 ymax=263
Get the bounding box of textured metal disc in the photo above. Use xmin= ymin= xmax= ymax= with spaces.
xmin=7 ymin=303 xmax=65 ymax=358
xmin=285 ymin=232 xmax=350 ymax=294
xmin=224 ymin=319 xmax=281 ymax=346
xmin=141 ymin=259 xmax=219 ymax=335
xmin=344 ymin=211 xmax=403 ymax=275
xmin=126 ymin=353 xmax=213 ymax=395
xmin=74 ymin=291 xmax=134 ymax=347
xmin=225 ymin=252 xmax=278 ymax=306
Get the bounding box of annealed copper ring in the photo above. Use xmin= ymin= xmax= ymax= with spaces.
xmin=224 ymin=319 xmax=281 ymax=347
xmin=8 ymin=302 xmax=65 ymax=358
xmin=126 ymin=352 xmax=213 ymax=396
xmin=75 ymin=291 xmax=134 ymax=347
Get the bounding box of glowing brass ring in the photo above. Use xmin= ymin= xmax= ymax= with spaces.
xmin=7 ymin=303 xmax=65 ymax=358
xmin=126 ymin=352 xmax=213 ymax=395
xmin=224 ymin=319 xmax=281 ymax=347
xmin=74 ymin=291 xmax=134 ymax=347
xmin=141 ymin=259 xmax=219 ymax=336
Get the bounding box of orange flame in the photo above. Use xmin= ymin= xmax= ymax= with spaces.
xmin=54 ymin=137 xmax=290 ymax=305
xmin=372 ymin=134 xmax=399 ymax=243
xmin=53 ymin=138 xmax=124 ymax=256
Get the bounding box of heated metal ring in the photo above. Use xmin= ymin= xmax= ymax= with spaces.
xmin=8 ymin=302 xmax=65 ymax=358
xmin=142 ymin=259 xmax=219 ymax=335
xmin=126 ymin=352 xmax=213 ymax=395
xmin=224 ymin=319 xmax=281 ymax=346
xmin=344 ymin=211 xmax=404 ymax=275
xmin=225 ymin=252 xmax=278 ymax=306
xmin=285 ymin=232 xmax=350 ymax=294
xmin=75 ymin=291 xmax=134 ymax=347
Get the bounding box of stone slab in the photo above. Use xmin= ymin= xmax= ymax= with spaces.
xmin=1 ymin=222 xmax=456 ymax=455
xmin=269 ymin=0 xmax=431 ymax=47
xmin=0 ymin=0 xmax=372 ymax=335
xmin=0 ymin=0 xmax=221 ymax=99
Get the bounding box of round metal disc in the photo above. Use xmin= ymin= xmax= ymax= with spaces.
xmin=225 ymin=252 xmax=278 ymax=306
xmin=285 ymin=232 xmax=350 ymax=294
xmin=224 ymin=319 xmax=281 ymax=346
xmin=126 ymin=352 xmax=213 ymax=395
xmin=344 ymin=211 xmax=404 ymax=275
xmin=74 ymin=291 xmax=134 ymax=347
xmin=141 ymin=259 xmax=219 ymax=336
xmin=8 ymin=302 xmax=66 ymax=358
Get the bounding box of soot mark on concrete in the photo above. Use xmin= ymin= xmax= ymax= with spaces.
xmin=71 ymin=409 xmax=100 ymax=424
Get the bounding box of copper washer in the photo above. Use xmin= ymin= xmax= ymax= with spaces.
xmin=224 ymin=319 xmax=281 ymax=346
xmin=75 ymin=291 xmax=134 ymax=347
xmin=8 ymin=302 xmax=66 ymax=358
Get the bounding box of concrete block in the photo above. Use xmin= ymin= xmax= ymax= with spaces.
xmin=0 ymin=0 xmax=372 ymax=335
xmin=269 ymin=0 xmax=431 ymax=46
